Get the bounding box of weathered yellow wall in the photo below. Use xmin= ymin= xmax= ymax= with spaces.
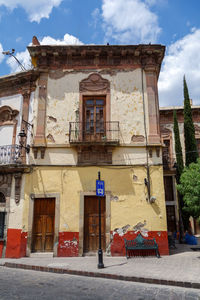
xmin=23 ymin=165 xmax=167 ymax=233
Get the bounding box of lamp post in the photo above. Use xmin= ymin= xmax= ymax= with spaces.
xmin=18 ymin=129 xmax=30 ymax=153
xmin=96 ymin=171 xmax=104 ymax=269
xmin=2 ymin=49 xmax=26 ymax=71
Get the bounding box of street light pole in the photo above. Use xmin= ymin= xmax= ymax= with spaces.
xmin=2 ymin=49 xmax=26 ymax=71
xmin=97 ymin=171 xmax=104 ymax=269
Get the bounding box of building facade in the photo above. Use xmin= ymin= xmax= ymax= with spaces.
xmin=0 ymin=40 xmax=169 ymax=258
xmin=160 ymin=105 xmax=200 ymax=235
xmin=0 ymin=71 xmax=38 ymax=258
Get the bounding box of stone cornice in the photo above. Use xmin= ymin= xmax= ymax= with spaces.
xmin=0 ymin=70 xmax=39 ymax=97
xmin=28 ymin=44 xmax=165 ymax=76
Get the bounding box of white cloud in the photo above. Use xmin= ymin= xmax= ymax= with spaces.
xmin=0 ymin=0 xmax=63 ymax=23
xmin=40 ymin=33 xmax=83 ymax=46
xmin=6 ymin=33 xmax=83 ymax=73
xmin=158 ymin=28 xmax=200 ymax=107
xmin=0 ymin=43 xmax=4 ymax=63
xmin=101 ymin=0 xmax=161 ymax=44
xmin=91 ymin=8 xmax=100 ymax=28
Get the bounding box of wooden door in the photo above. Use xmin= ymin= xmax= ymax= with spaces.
xmin=166 ymin=205 xmax=176 ymax=233
xmin=84 ymin=196 xmax=106 ymax=253
xmin=32 ymin=198 xmax=55 ymax=252
xmin=83 ymin=97 xmax=106 ymax=142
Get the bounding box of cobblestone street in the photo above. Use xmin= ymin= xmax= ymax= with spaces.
xmin=0 ymin=266 xmax=200 ymax=300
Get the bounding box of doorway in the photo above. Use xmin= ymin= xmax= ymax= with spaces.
xmin=84 ymin=196 xmax=106 ymax=253
xmin=32 ymin=198 xmax=55 ymax=252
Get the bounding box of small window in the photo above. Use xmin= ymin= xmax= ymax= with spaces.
xmin=0 ymin=212 xmax=5 ymax=239
xmin=0 ymin=192 xmax=6 ymax=203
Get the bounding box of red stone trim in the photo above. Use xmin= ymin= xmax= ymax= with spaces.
xmin=160 ymin=108 xmax=200 ymax=125
xmin=33 ymin=73 xmax=48 ymax=152
xmin=145 ymin=71 xmax=161 ymax=144
xmin=20 ymin=92 xmax=31 ymax=163
xmin=28 ymin=45 xmax=165 ymax=76
xmin=0 ymin=106 xmax=19 ymax=126
xmin=80 ymin=73 xmax=110 ymax=93
xmin=0 ymin=71 xmax=39 ymax=98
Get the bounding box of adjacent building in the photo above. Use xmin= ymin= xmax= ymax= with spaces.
xmin=160 ymin=105 xmax=200 ymax=235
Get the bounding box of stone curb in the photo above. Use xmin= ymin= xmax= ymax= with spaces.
xmin=3 ymin=262 xmax=200 ymax=290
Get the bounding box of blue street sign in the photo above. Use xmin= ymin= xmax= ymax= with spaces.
xmin=96 ymin=180 xmax=105 ymax=197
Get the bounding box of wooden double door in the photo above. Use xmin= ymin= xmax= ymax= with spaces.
xmin=32 ymin=198 xmax=55 ymax=252
xmin=84 ymin=196 xmax=106 ymax=253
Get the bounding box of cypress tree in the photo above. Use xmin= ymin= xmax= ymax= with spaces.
xmin=173 ymin=110 xmax=184 ymax=183
xmin=183 ymin=76 xmax=198 ymax=166
xmin=173 ymin=110 xmax=185 ymax=239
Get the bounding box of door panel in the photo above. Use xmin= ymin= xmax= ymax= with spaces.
xmin=32 ymin=198 xmax=55 ymax=252
xmin=166 ymin=205 xmax=176 ymax=233
xmin=84 ymin=196 xmax=105 ymax=253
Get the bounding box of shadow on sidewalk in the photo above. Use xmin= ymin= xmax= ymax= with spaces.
xmin=169 ymin=237 xmax=200 ymax=255
xmin=104 ymin=261 xmax=128 ymax=269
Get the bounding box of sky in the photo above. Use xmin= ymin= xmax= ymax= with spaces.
xmin=0 ymin=0 xmax=200 ymax=107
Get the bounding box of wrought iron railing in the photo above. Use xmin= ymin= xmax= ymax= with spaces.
xmin=0 ymin=145 xmax=21 ymax=165
xmin=69 ymin=121 xmax=120 ymax=144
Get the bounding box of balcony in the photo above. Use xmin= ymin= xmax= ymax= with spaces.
xmin=0 ymin=145 xmax=21 ymax=165
xmin=69 ymin=121 xmax=120 ymax=145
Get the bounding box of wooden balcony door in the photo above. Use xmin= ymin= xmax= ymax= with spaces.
xmin=83 ymin=96 xmax=106 ymax=142
xmin=32 ymin=198 xmax=55 ymax=252
xmin=84 ymin=196 xmax=106 ymax=253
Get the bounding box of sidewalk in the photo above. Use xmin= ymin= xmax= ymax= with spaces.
xmin=1 ymin=242 xmax=200 ymax=289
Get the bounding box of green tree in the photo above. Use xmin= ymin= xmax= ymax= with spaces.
xmin=173 ymin=110 xmax=185 ymax=237
xmin=183 ymin=76 xmax=198 ymax=166
xmin=177 ymin=159 xmax=200 ymax=225
xmin=173 ymin=110 xmax=184 ymax=183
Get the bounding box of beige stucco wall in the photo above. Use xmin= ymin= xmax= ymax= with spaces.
xmin=7 ymin=175 xmax=25 ymax=230
xmin=23 ymin=165 xmax=167 ymax=233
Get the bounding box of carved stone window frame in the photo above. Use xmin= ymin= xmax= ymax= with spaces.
xmin=79 ymin=73 xmax=111 ymax=125
xmin=0 ymin=105 xmax=19 ymax=145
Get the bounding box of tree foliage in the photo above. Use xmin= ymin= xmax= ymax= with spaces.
xmin=183 ymin=76 xmax=198 ymax=166
xmin=177 ymin=158 xmax=200 ymax=224
xmin=173 ymin=110 xmax=184 ymax=183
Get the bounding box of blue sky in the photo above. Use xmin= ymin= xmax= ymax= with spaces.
xmin=0 ymin=0 xmax=200 ymax=107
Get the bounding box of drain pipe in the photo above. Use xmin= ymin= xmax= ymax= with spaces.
xmin=141 ymin=66 xmax=151 ymax=202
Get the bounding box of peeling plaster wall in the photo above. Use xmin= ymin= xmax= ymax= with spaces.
xmin=45 ymin=70 xmax=147 ymax=145
xmin=31 ymin=69 xmax=152 ymax=165
xmin=112 ymin=147 xmax=162 ymax=165
xmin=29 ymin=147 xmax=78 ymax=165
xmin=110 ymin=70 xmax=147 ymax=144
